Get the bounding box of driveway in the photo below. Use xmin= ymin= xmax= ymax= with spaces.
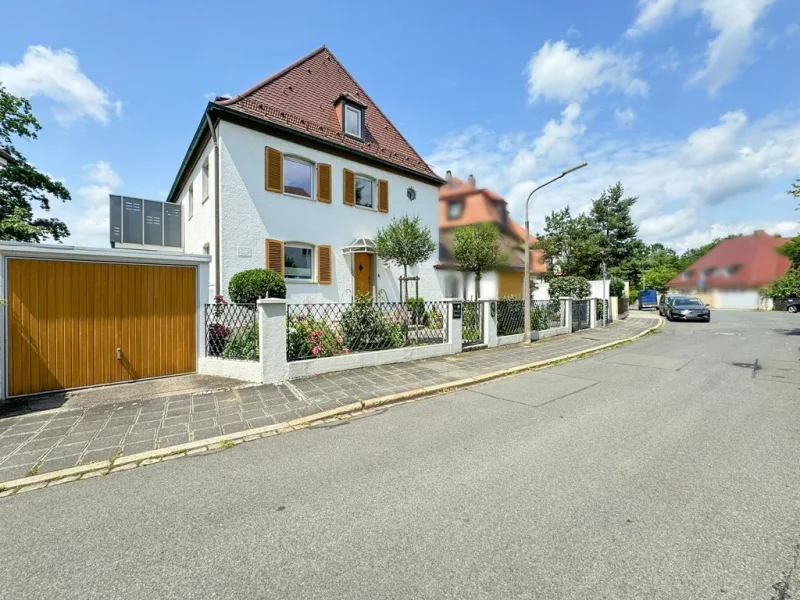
xmin=1 ymin=310 xmax=799 ymax=599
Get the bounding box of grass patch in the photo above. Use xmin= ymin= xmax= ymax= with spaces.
xmin=219 ymin=440 xmax=236 ymax=450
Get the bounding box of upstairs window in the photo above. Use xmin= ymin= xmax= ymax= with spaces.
xmin=187 ymin=184 xmax=194 ymax=219
xmin=283 ymin=157 xmax=313 ymax=199
xmin=355 ymin=176 xmax=374 ymax=209
xmin=448 ymin=201 xmax=463 ymax=220
xmin=344 ymin=104 xmax=363 ymax=138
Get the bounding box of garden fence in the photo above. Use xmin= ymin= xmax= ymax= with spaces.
xmin=496 ymin=299 xmax=564 ymax=336
xmin=286 ymin=300 xmax=448 ymax=361
xmin=204 ymin=303 xmax=259 ymax=361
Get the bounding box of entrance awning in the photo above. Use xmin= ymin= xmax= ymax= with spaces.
xmin=341 ymin=237 xmax=375 ymax=255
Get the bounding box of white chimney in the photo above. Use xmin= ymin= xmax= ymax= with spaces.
xmin=468 ymin=174 xmax=476 ymax=187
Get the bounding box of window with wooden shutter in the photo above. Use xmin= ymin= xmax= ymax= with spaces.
xmin=265 ymin=147 xmax=283 ymax=193
xmin=343 ymin=168 xmax=355 ymax=206
xmin=265 ymin=238 xmax=284 ymax=276
xmin=317 ymin=245 xmax=332 ymax=284
xmin=378 ymin=179 xmax=389 ymax=213
xmin=317 ymin=164 xmax=332 ymax=203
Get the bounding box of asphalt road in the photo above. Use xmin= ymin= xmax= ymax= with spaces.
xmin=2 ymin=311 xmax=799 ymax=599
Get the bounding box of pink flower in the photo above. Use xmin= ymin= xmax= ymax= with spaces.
xmin=312 ymin=346 xmax=320 ymax=356
xmin=336 ymin=336 xmax=343 ymax=344
xmin=344 ymin=348 xmax=350 ymax=354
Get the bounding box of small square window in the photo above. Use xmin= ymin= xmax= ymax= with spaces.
xmin=448 ymin=201 xmax=463 ymax=219
xmin=284 ymin=244 xmax=314 ymax=280
xmin=344 ymin=104 xmax=363 ymax=138
xmin=355 ymin=176 xmax=374 ymax=208
xmin=283 ymin=157 xmax=313 ymax=198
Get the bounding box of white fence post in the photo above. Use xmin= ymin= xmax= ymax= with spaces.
xmin=610 ymin=297 xmax=619 ymax=322
xmin=561 ymin=298 xmax=573 ymax=333
xmin=444 ymin=298 xmax=463 ymax=354
xmin=482 ymin=299 xmax=498 ymax=347
xmin=259 ymin=298 xmax=288 ymax=384
xmin=589 ymin=298 xmax=598 ymax=329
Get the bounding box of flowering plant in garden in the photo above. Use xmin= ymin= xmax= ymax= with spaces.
xmin=287 ymin=315 xmax=348 ymax=360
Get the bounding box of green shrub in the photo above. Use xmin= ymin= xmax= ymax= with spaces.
xmin=228 ymin=269 xmax=286 ymax=304
xmin=549 ymin=276 xmax=591 ymax=299
xmin=407 ymin=297 xmax=429 ymax=325
xmin=629 ymin=288 xmax=641 ymax=303
xmin=609 ymin=276 xmax=625 ymax=298
xmin=340 ymin=296 xmax=405 ymax=351
xmin=222 ymin=323 xmax=259 ymax=360
xmin=286 ymin=316 xmax=348 ymax=360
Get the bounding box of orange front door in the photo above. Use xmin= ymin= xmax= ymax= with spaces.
xmin=354 ymin=253 xmax=372 ymax=298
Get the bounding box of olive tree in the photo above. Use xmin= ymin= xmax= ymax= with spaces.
xmin=452 ymin=223 xmax=505 ymax=299
xmin=374 ymin=215 xmax=436 ymax=302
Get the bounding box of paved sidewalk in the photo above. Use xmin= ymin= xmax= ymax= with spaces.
xmin=0 ymin=316 xmax=657 ymax=484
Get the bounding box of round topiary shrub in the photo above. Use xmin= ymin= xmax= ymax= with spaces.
xmin=228 ymin=268 xmax=286 ymax=304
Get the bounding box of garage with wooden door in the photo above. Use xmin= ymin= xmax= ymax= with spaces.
xmin=1 ymin=245 xmax=209 ymax=398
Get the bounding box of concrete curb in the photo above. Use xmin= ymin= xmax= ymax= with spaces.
xmin=0 ymin=317 xmax=662 ymax=498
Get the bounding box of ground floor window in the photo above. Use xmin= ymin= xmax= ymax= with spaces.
xmin=284 ymin=243 xmax=314 ymax=280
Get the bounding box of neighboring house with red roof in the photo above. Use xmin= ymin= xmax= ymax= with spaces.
xmin=667 ymin=231 xmax=791 ymax=309
xmin=437 ymin=172 xmax=546 ymax=299
xmin=166 ymin=46 xmax=445 ymax=302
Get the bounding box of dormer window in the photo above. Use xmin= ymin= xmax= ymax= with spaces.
xmin=344 ymin=104 xmax=363 ymax=138
xmin=334 ymin=94 xmax=366 ymax=140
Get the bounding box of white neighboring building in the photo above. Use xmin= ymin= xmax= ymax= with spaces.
xmin=166 ymin=46 xmax=445 ymax=303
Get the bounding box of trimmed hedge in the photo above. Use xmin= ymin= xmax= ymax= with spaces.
xmin=228 ymin=269 xmax=286 ymax=304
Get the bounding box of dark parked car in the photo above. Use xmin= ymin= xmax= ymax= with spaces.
xmin=658 ymin=294 xmax=686 ymax=316
xmin=786 ymin=298 xmax=800 ymax=314
xmin=666 ymin=297 xmax=711 ymax=322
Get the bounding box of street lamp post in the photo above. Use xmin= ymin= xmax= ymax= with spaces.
xmin=523 ymin=161 xmax=588 ymax=343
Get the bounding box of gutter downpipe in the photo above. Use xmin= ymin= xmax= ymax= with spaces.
xmin=205 ymin=112 xmax=221 ymax=297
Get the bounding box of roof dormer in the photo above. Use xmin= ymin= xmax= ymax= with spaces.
xmin=334 ymin=93 xmax=367 ymax=141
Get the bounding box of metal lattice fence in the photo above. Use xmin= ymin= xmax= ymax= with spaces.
xmin=204 ymin=303 xmax=259 ymax=360
xmin=462 ymin=301 xmax=483 ymax=346
xmin=573 ymin=299 xmax=591 ymax=331
xmin=595 ymin=298 xmax=611 ymax=325
xmin=497 ymin=299 xmax=524 ymax=335
xmin=286 ymin=300 xmax=448 ymax=361
xmin=497 ymin=299 xmax=564 ymax=336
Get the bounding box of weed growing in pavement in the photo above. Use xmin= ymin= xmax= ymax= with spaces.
xmin=26 ymin=460 xmax=42 ymax=477
xmin=219 ymin=440 xmax=236 ymax=449
xmin=772 ymin=541 xmax=800 ymax=600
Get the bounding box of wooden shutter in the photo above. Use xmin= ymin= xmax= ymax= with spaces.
xmin=378 ymin=179 xmax=389 ymax=213
xmin=343 ymin=168 xmax=355 ymax=206
xmin=317 ymin=163 xmax=332 ymax=203
xmin=265 ymin=238 xmax=284 ymax=276
xmin=317 ymin=245 xmax=332 ymax=284
xmin=265 ymin=147 xmax=283 ymax=193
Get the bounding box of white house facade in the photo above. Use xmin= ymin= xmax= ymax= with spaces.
xmin=166 ymin=46 xmax=445 ymax=304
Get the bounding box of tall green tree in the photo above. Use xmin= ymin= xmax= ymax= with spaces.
xmin=587 ymin=182 xmax=641 ymax=280
xmin=374 ymin=215 xmax=436 ymax=302
xmin=777 ymin=236 xmax=800 ymax=269
xmin=535 ymin=207 xmax=596 ymax=280
xmin=0 ymin=85 xmax=71 ymax=242
xmin=452 ymin=223 xmax=506 ymax=299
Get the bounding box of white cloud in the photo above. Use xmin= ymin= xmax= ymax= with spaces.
xmin=426 ymin=108 xmax=800 ymax=250
xmin=614 ymin=107 xmax=637 ymax=129
xmin=627 ymin=0 xmax=777 ymax=94
xmin=566 ymin=25 xmax=581 ymax=38
xmin=0 ymin=46 xmax=120 ymax=124
xmin=525 ymin=40 xmax=648 ymax=104
xmin=36 ymin=161 xmax=122 ymax=247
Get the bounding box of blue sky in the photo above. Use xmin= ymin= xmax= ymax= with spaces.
xmin=1 ymin=0 xmax=798 ymax=250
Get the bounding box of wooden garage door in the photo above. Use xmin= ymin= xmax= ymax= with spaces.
xmin=7 ymin=259 xmax=196 ymax=396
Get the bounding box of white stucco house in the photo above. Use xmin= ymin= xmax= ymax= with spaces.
xmin=166 ymin=46 xmax=446 ymax=303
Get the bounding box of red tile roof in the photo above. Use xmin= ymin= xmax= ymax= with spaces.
xmin=216 ymin=46 xmax=440 ymax=182
xmin=438 ymin=176 xmax=546 ymax=274
xmin=668 ymin=231 xmax=792 ymax=290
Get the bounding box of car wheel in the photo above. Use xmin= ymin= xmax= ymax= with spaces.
xmin=788 ymin=305 xmax=799 ymax=313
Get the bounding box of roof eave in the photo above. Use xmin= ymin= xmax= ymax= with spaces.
xmin=212 ymin=103 xmax=445 ymax=186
